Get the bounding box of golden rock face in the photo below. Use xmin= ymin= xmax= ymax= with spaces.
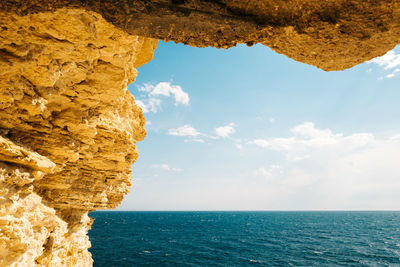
xmin=0 ymin=9 xmax=157 ymax=266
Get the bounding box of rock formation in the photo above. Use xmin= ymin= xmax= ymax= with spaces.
xmin=0 ymin=1 xmax=399 ymax=266
xmin=2 ymin=0 xmax=400 ymax=71
xmin=0 ymin=9 xmax=157 ymax=266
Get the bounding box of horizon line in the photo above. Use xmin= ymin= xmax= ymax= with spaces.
xmin=91 ymin=209 xmax=400 ymax=212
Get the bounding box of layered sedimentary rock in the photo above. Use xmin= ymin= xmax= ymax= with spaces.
xmin=1 ymin=1 xmax=400 ymax=266
xmin=1 ymin=0 xmax=400 ymax=70
xmin=0 ymin=9 xmax=157 ymax=266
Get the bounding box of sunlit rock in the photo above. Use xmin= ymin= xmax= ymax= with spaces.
xmin=0 ymin=9 xmax=157 ymax=266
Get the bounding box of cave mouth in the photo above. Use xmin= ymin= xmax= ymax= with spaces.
xmin=1 ymin=3 xmax=400 ymax=266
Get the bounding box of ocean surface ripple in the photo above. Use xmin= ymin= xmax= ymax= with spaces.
xmin=89 ymin=211 xmax=400 ymax=266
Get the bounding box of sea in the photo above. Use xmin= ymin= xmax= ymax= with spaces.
xmin=88 ymin=211 xmax=400 ymax=266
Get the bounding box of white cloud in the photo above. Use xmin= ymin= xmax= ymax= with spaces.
xmin=135 ymin=100 xmax=148 ymax=113
xmin=390 ymin=134 xmax=400 ymax=141
xmin=253 ymin=164 xmax=283 ymax=180
xmin=385 ymin=68 xmax=400 ymax=79
xmin=367 ymin=47 xmax=400 ymax=79
xmin=168 ymin=125 xmax=200 ymax=137
xmin=253 ymin=167 xmax=272 ymax=179
xmin=139 ymin=82 xmax=189 ymax=106
xmin=245 ymin=122 xmax=400 ymax=209
xmin=235 ymin=144 xmax=243 ymax=150
xmin=122 ymin=121 xmax=400 ymax=210
xmin=270 ymin=165 xmax=281 ymax=170
xmin=151 ymin=164 xmax=182 ymax=172
xmin=168 ymin=123 xmax=237 ymax=142
xmin=252 ymin=138 xmax=296 ymax=150
xmin=251 ymin=122 xmax=373 ymax=154
xmin=151 ymin=82 xmax=189 ymax=106
xmin=151 ymin=164 xmax=170 ymax=171
xmin=135 ymin=82 xmax=189 ymax=113
xmin=368 ymin=49 xmax=400 ymax=70
xmin=215 ymin=123 xmax=236 ymax=138
xmin=135 ymin=98 xmax=161 ymax=113
xmin=137 ymin=83 xmax=154 ymax=93
xmin=269 ymin=117 xmax=276 ymax=123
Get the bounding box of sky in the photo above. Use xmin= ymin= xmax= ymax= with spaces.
xmin=117 ymin=41 xmax=400 ymax=211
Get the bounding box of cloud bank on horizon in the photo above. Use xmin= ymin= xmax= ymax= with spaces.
xmin=250 ymin=122 xmax=400 ymax=204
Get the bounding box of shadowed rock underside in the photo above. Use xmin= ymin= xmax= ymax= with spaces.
xmin=1 ymin=0 xmax=400 ymax=70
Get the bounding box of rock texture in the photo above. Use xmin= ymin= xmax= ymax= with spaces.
xmin=1 ymin=0 xmax=400 ymax=70
xmin=1 ymin=1 xmax=400 ymax=266
xmin=0 ymin=9 xmax=157 ymax=266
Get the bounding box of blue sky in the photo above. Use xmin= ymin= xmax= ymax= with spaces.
xmin=118 ymin=42 xmax=400 ymax=211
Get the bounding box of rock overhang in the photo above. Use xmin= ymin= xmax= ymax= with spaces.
xmin=1 ymin=0 xmax=400 ymax=71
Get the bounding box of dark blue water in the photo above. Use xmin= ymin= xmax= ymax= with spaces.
xmin=89 ymin=211 xmax=400 ymax=266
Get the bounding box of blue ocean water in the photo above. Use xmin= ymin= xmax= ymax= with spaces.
xmin=89 ymin=211 xmax=400 ymax=266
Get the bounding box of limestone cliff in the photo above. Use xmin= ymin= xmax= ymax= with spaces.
xmin=0 ymin=9 xmax=157 ymax=266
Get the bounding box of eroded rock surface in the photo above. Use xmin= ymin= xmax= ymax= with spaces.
xmin=1 ymin=0 xmax=400 ymax=70
xmin=0 ymin=9 xmax=157 ymax=266
xmin=1 ymin=1 xmax=400 ymax=266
